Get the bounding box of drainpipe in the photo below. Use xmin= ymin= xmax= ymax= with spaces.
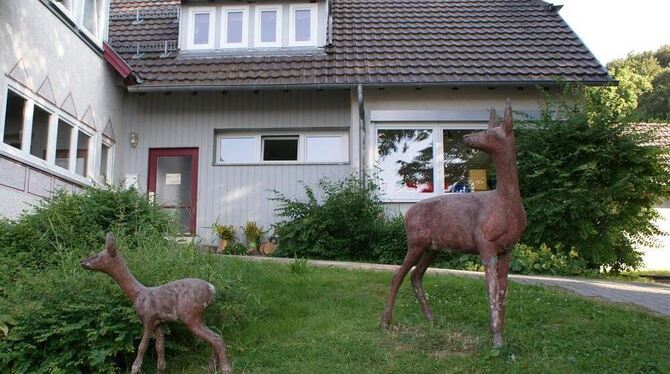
xmin=357 ymin=84 xmax=365 ymax=181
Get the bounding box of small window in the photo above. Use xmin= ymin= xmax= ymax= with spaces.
xmin=55 ymin=119 xmax=73 ymax=170
xmin=305 ymin=135 xmax=344 ymax=162
xmin=289 ymin=4 xmax=317 ymax=46
xmin=219 ymin=137 xmax=256 ymax=163
xmin=82 ymin=0 xmax=103 ymax=40
xmin=29 ymin=106 xmax=51 ymax=160
xmin=255 ymin=6 xmax=282 ymax=47
xmin=188 ymin=8 xmax=215 ymax=49
xmin=75 ymin=131 xmax=91 ymax=176
xmin=100 ymin=143 xmax=110 ymax=183
xmin=2 ymin=90 xmax=26 ymax=149
xmin=262 ymin=136 xmax=298 ymax=161
xmin=222 ymin=7 xmax=249 ymax=48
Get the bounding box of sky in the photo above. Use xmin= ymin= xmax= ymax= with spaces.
xmin=556 ymin=0 xmax=670 ymax=65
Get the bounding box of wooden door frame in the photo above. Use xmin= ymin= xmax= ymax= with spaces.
xmin=147 ymin=148 xmax=199 ymax=234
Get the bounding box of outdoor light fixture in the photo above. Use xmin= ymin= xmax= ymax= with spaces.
xmin=129 ymin=132 xmax=139 ymax=148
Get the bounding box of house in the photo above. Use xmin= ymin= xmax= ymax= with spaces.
xmin=0 ymin=0 xmax=610 ymax=243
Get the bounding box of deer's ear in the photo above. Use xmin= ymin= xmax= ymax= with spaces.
xmin=503 ymin=99 xmax=513 ymax=135
xmin=106 ymin=233 xmax=117 ymax=257
xmin=488 ymin=108 xmax=497 ymax=129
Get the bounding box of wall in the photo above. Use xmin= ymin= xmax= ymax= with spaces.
xmin=0 ymin=0 xmax=125 ymax=218
xmin=120 ymin=89 xmax=352 ymax=242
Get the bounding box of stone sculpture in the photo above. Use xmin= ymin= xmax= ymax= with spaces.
xmin=381 ymin=100 xmax=526 ymax=348
xmin=81 ymin=233 xmax=232 ymax=373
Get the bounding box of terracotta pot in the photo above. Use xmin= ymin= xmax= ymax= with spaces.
xmin=259 ymin=242 xmax=278 ymax=255
xmin=218 ymin=239 xmax=229 ymax=253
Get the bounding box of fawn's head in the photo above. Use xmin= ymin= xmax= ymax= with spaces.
xmin=463 ymin=99 xmax=516 ymax=156
xmin=81 ymin=233 xmax=121 ymax=272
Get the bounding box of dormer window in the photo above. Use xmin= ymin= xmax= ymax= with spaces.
xmin=289 ymin=4 xmax=318 ymax=47
xmin=222 ymin=6 xmax=249 ymax=48
xmin=50 ymin=0 xmax=108 ymax=45
xmin=255 ymin=5 xmax=282 ymax=47
xmin=187 ymin=7 xmax=215 ymax=50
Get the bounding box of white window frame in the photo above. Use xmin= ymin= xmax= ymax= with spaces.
xmin=371 ymin=122 xmax=488 ymax=202
xmin=0 ymin=82 xmax=111 ymax=186
xmin=216 ymin=131 xmax=349 ymax=165
xmin=187 ymin=7 xmax=216 ymax=50
xmin=288 ymin=4 xmax=318 ymax=47
xmin=261 ymin=135 xmax=301 ymax=163
xmin=51 ymin=0 xmax=109 ymax=46
xmin=254 ymin=5 xmax=283 ymax=48
xmin=99 ymin=140 xmax=114 ymax=184
xmin=221 ymin=6 xmax=249 ymax=49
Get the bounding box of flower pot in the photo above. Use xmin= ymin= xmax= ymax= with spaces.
xmin=218 ymin=239 xmax=229 ymax=253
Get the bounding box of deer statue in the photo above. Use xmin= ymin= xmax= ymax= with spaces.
xmin=381 ymin=99 xmax=526 ymax=348
xmin=81 ymin=233 xmax=232 ymax=373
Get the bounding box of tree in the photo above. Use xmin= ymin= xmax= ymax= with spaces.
xmin=638 ymin=69 xmax=670 ymax=121
xmin=654 ymin=44 xmax=670 ymax=68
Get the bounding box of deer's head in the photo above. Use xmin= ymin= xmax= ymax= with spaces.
xmin=81 ymin=233 xmax=121 ymax=272
xmin=463 ymin=99 xmax=515 ymax=156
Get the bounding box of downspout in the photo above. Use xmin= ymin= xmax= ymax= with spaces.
xmin=326 ymin=0 xmax=333 ymax=48
xmin=357 ymin=84 xmax=365 ymax=181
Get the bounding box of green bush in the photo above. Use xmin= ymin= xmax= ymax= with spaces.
xmin=510 ymin=244 xmax=595 ymax=276
xmin=0 ymin=188 xmax=250 ymax=373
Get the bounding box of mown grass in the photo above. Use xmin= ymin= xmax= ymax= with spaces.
xmin=141 ymin=257 xmax=670 ymax=374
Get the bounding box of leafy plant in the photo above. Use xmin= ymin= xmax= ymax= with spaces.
xmin=224 ymin=243 xmax=249 ymax=256
xmin=242 ymin=221 xmax=265 ymax=249
xmin=213 ymin=224 xmax=236 ymax=241
xmin=0 ymin=315 xmax=17 ymax=339
xmin=288 ymin=256 xmax=311 ymax=277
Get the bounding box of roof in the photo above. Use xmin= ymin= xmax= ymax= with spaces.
xmin=631 ymin=123 xmax=670 ymax=148
xmin=108 ymin=0 xmax=612 ymax=90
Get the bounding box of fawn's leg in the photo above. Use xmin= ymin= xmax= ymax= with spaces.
xmin=131 ymin=324 xmax=153 ymax=374
xmin=155 ymin=326 xmax=166 ymax=374
xmin=496 ymin=251 xmax=512 ymax=333
xmin=381 ymin=241 xmax=426 ymax=327
xmin=481 ymin=252 xmax=503 ymax=348
xmin=410 ymin=249 xmax=438 ymax=321
xmin=186 ymin=318 xmax=232 ymax=374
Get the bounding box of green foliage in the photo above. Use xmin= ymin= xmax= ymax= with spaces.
xmin=224 ymin=243 xmax=249 ymax=256
xmin=242 ymin=221 xmax=265 ymax=248
xmin=213 ymin=223 xmax=236 ymax=241
xmin=638 ymin=69 xmax=670 ymax=121
xmin=288 ymin=257 xmax=311 ymax=277
xmin=272 ymin=176 xmax=399 ymax=261
xmin=510 ymin=244 xmax=594 ymax=276
xmin=516 ymin=87 xmax=670 ymax=271
xmin=0 ymin=189 xmax=250 ymax=373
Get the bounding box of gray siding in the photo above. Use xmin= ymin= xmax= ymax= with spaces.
xmin=120 ymin=90 xmax=353 ymax=242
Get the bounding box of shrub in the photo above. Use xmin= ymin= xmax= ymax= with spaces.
xmin=242 ymin=221 xmax=265 ymax=249
xmin=510 ymin=244 xmax=595 ymax=276
xmin=516 ymin=86 xmax=670 ymax=271
xmin=224 ymin=243 xmax=249 ymax=256
xmin=213 ymin=224 xmax=236 ymax=241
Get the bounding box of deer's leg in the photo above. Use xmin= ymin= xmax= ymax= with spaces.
xmin=131 ymin=324 xmax=154 ymax=374
xmin=496 ymin=251 xmax=512 ymax=332
xmin=481 ymin=252 xmax=503 ymax=348
xmin=381 ymin=240 xmax=426 ymax=327
xmin=155 ymin=326 xmax=166 ymax=374
xmin=410 ymin=249 xmax=438 ymax=322
xmin=186 ymin=318 xmax=231 ymax=374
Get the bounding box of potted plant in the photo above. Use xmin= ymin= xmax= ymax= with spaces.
xmin=213 ymin=224 xmax=236 ymax=253
xmin=243 ymin=221 xmax=265 ymax=253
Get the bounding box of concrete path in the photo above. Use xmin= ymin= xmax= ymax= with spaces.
xmin=233 ymin=256 xmax=670 ymax=316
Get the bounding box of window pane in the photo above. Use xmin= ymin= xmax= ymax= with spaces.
xmin=193 ymin=13 xmax=210 ymax=45
xmin=443 ymin=130 xmax=493 ymax=193
xmin=263 ymin=137 xmax=298 ymax=161
xmin=260 ymin=10 xmax=277 ymax=43
xmin=83 ymin=0 xmax=100 ymax=37
xmin=226 ymin=11 xmax=244 ymax=44
xmin=377 ymin=129 xmax=434 ymax=195
xmin=100 ymin=144 xmax=109 ymax=182
xmin=305 ymin=136 xmax=343 ymax=162
xmin=220 ymin=137 xmax=255 ymax=163
xmin=55 ymin=120 xmax=72 ymax=169
xmin=3 ymin=91 xmax=26 ymax=149
xmin=29 ymin=106 xmax=50 ymax=160
xmin=75 ymin=132 xmax=90 ymax=176
xmin=295 ymin=9 xmax=311 ymax=42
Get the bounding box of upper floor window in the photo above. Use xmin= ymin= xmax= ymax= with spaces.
xmin=255 ymin=5 xmax=283 ymax=47
xmin=222 ymin=6 xmax=249 ymax=48
xmin=187 ymin=7 xmax=215 ymax=49
xmin=289 ymin=4 xmax=318 ymax=47
xmin=51 ymin=0 xmax=108 ymax=45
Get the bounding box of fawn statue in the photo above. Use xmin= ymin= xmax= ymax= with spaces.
xmin=381 ymin=100 xmax=526 ymax=348
xmin=81 ymin=233 xmax=232 ymax=373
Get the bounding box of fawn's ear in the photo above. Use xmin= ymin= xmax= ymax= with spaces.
xmin=503 ymin=98 xmax=513 ymax=135
xmin=488 ymin=108 xmax=497 ymax=129
xmin=105 ymin=233 xmax=117 ymax=257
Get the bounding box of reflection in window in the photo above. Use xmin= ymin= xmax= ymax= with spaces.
xmin=262 ymin=136 xmax=298 ymax=161
xmin=443 ymin=130 xmax=493 ymax=193
xmin=3 ymin=90 xmax=26 ymax=149
xmin=30 ymin=106 xmax=50 ymax=160
xmin=305 ymin=136 xmax=344 ymax=162
xmin=377 ymin=129 xmax=434 ymax=196
xmin=75 ymin=131 xmax=90 ymax=176
xmin=219 ymin=137 xmax=255 ymax=163
xmin=55 ymin=120 xmax=73 ymax=169
xmin=82 ymin=0 xmax=102 ymax=37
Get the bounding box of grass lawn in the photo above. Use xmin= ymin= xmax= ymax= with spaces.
xmin=160 ymin=257 xmax=669 ymax=373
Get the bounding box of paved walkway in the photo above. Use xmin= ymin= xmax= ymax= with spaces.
xmin=233 ymin=256 xmax=670 ymax=316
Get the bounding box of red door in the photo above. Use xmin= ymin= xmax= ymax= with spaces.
xmin=148 ymin=148 xmax=199 ymax=234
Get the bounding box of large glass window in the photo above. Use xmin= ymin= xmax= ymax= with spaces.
xmin=75 ymin=131 xmax=91 ymax=176
xmin=262 ymin=136 xmax=299 ymax=161
xmin=222 ymin=7 xmax=248 ymax=47
xmin=2 ymin=90 xmax=26 ymax=149
xmin=377 ymin=129 xmax=434 ymax=198
xmin=443 ymin=130 xmax=493 ymax=193
xmin=219 ymin=137 xmax=256 ymax=163
xmin=29 ymin=106 xmax=51 ymax=160
xmin=55 ymin=120 xmax=73 ymax=170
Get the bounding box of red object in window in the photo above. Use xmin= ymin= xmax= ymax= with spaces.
xmin=421 ymin=182 xmax=434 ymax=193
